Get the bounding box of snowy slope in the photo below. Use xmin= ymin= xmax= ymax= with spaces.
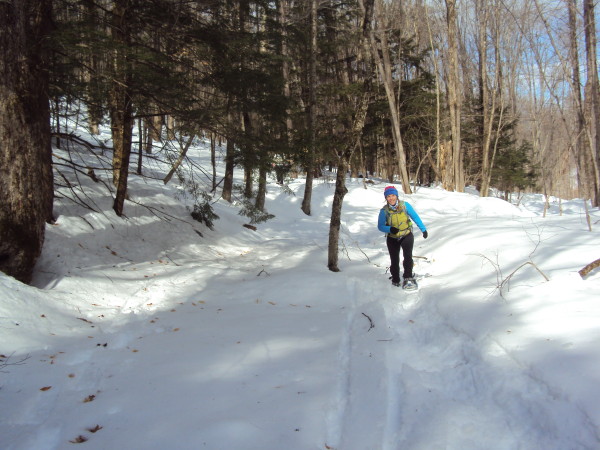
xmin=1 ymin=134 xmax=600 ymax=449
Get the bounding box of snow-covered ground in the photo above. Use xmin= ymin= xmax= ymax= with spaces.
xmin=1 ymin=131 xmax=600 ymax=449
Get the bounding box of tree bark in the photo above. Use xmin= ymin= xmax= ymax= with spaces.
xmin=368 ymin=0 xmax=412 ymax=194
xmin=223 ymin=135 xmax=235 ymax=202
xmin=0 ymin=0 xmax=54 ymax=283
xmin=109 ymin=0 xmax=134 ymax=217
xmin=567 ymin=0 xmax=589 ymax=199
xmin=327 ymin=160 xmax=348 ymax=272
xmin=445 ymin=0 xmax=464 ymax=192
xmin=301 ymin=0 xmax=318 ymax=216
xmin=163 ymin=135 xmax=195 ymax=185
xmin=579 ymin=258 xmax=600 ymax=278
xmin=477 ymin=0 xmax=492 ymax=197
xmin=327 ymin=0 xmax=374 ymax=272
xmin=583 ymin=0 xmax=600 ymax=206
xmin=222 ymin=96 xmax=236 ymax=202
xmin=211 ymin=132 xmax=217 ymax=192
xmin=255 ymin=159 xmax=268 ymax=212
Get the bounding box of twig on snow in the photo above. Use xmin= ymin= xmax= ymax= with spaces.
xmin=0 ymin=353 xmax=30 ymax=373
xmin=579 ymin=258 xmax=600 ymax=279
xmin=362 ymin=312 xmax=374 ymax=331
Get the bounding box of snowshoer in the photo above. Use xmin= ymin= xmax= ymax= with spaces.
xmin=377 ymin=185 xmax=428 ymax=289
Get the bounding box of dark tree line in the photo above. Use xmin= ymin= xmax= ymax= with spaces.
xmin=4 ymin=0 xmax=597 ymax=282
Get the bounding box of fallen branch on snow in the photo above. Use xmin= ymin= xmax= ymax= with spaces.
xmin=500 ymin=261 xmax=549 ymax=294
xmin=579 ymin=258 xmax=600 ymax=279
xmin=361 ymin=312 xmax=374 ymax=331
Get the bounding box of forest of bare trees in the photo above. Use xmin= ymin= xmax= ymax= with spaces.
xmin=1 ymin=0 xmax=599 ymax=281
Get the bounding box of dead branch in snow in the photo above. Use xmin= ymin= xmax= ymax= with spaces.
xmin=579 ymin=258 xmax=600 ymax=278
xmin=362 ymin=312 xmax=374 ymax=331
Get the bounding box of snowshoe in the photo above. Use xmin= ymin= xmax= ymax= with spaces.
xmin=402 ymin=277 xmax=418 ymax=291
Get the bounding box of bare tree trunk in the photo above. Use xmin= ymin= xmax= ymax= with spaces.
xmin=136 ymin=118 xmax=143 ymax=175
xmin=439 ymin=140 xmax=453 ymax=190
xmin=478 ymin=0 xmax=492 ymax=197
xmin=301 ymin=0 xmax=317 ymax=216
xmin=163 ymin=135 xmax=195 ymax=185
xmin=445 ymin=0 xmax=464 ymax=192
xmin=211 ymin=132 xmax=217 ymax=192
xmin=242 ymin=111 xmax=253 ymax=199
xmin=424 ymin=3 xmax=442 ymax=185
xmin=567 ymin=0 xmax=589 ymax=199
xmin=328 ymin=0 xmax=374 ymax=272
xmin=0 ymin=0 xmax=54 ymax=283
xmin=144 ymin=118 xmax=153 ymax=154
xmin=255 ymin=159 xmax=268 ymax=212
xmin=151 ymin=111 xmax=162 ymax=142
xmin=109 ymin=0 xmax=134 ymax=217
xmin=243 ymin=166 xmax=253 ymax=198
xmin=583 ymin=0 xmax=600 ymax=206
xmin=328 ymin=159 xmax=348 ymax=272
xmin=222 ymin=93 xmax=236 ymax=203
xmin=223 ymin=135 xmax=235 ymax=202
xmin=367 ymin=0 xmax=412 ymax=194
xmin=279 ymin=0 xmax=293 ymax=136
xmin=83 ymin=0 xmax=102 ymax=136
xmin=166 ymin=115 xmax=176 ymax=141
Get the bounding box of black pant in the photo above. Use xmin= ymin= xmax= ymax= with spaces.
xmin=386 ymin=232 xmax=414 ymax=283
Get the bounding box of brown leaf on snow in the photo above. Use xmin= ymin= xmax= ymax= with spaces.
xmin=77 ymin=317 xmax=93 ymax=324
xmin=83 ymin=394 xmax=96 ymax=403
xmin=40 ymin=386 xmax=52 ymax=391
xmin=87 ymin=425 xmax=103 ymax=433
xmin=69 ymin=435 xmax=88 ymax=443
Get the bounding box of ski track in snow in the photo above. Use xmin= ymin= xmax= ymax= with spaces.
xmin=328 ymin=262 xmax=600 ymax=450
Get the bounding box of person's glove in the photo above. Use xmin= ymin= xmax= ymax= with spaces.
xmin=389 ymin=227 xmax=399 ymax=234
xmin=423 ymin=231 xmax=428 ymax=239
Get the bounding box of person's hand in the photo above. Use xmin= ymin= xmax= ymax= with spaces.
xmin=423 ymin=231 xmax=428 ymax=239
xmin=389 ymin=227 xmax=399 ymax=234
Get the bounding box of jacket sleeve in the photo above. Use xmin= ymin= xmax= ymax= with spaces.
xmin=377 ymin=208 xmax=391 ymax=233
xmin=405 ymin=202 xmax=427 ymax=232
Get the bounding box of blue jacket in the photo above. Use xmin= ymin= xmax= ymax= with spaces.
xmin=378 ymin=201 xmax=427 ymax=234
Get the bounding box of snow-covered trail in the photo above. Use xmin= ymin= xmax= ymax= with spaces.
xmin=3 ymin=175 xmax=600 ymax=450
xmin=326 ymin=249 xmax=600 ymax=450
